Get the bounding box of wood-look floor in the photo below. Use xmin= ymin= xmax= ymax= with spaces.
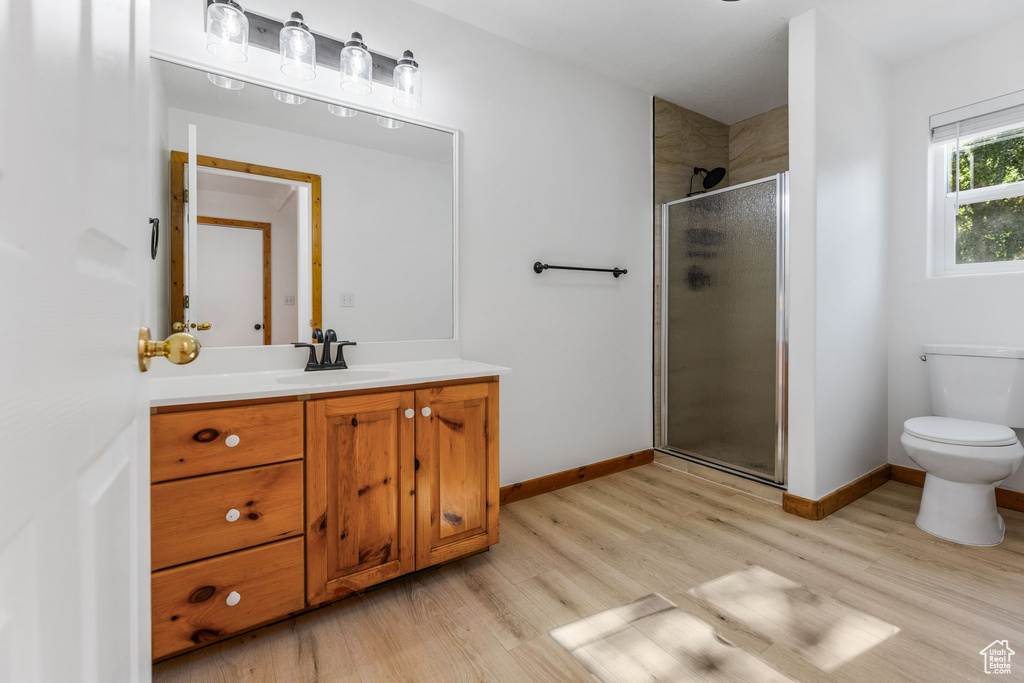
xmin=154 ymin=456 xmax=1024 ymax=682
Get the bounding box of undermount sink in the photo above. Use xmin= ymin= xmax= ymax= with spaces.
xmin=274 ymin=369 xmax=392 ymax=385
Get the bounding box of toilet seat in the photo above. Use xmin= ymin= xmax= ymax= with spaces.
xmin=903 ymin=416 xmax=1017 ymax=447
xmin=901 ymin=419 xmax=1023 ymax=546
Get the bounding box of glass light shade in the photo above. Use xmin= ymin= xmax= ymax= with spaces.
xmin=207 ymin=72 xmax=245 ymax=90
xmin=327 ymin=104 xmax=358 ymax=118
xmin=280 ymin=12 xmax=315 ymax=81
xmin=392 ymin=51 xmax=422 ymax=110
xmin=340 ymin=32 xmax=373 ymax=96
xmin=273 ymin=90 xmax=306 ymax=105
xmin=206 ymin=0 xmax=248 ymax=63
xmin=377 ymin=116 xmax=404 ymax=130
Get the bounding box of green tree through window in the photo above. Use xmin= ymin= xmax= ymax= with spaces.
xmin=948 ymin=127 xmax=1024 ymax=264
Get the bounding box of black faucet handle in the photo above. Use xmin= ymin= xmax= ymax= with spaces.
xmin=292 ymin=342 xmax=318 ymax=368
xmin=334 ymin=341 xmax=357 ymax=369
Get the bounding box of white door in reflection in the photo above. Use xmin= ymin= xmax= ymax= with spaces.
xmin=197 ymin=221 xmax=266 ymax=346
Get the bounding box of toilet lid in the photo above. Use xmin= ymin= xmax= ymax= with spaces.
xmin=904 ymin=416 xmax=1018 ymax=447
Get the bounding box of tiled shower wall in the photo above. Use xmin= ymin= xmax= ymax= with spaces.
xmin=653 ymin=98 xmax=788 ymax=445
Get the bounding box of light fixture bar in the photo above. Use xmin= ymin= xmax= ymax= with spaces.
xmin=203 ymin=0 xmax=399 ymax=85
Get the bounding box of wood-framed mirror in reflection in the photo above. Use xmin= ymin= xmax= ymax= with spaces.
xmin=170 ymin=151 xmax=322 ymax=343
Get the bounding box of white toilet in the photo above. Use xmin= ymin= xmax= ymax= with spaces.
xmin=901 ymin=344 xmax=1024 ymax=546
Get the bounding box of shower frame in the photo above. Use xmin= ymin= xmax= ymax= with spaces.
xmin=656 ymin=173 xmax=790 ymax=487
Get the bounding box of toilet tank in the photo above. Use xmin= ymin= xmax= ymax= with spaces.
xmin=923 ymin=344 xmax=1024 ymax=428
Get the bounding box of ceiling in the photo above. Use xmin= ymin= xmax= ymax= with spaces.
xmin=198 ymin=170 xmax=295 ymax=208
xmin=410 ymin=0 xmax=1024 ymax=124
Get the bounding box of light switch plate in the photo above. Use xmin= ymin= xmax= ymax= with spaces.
xmin=339 ymin=292 xmax=355 ymax=307
xmin=283 ymin=296 xmax=295 ymax=306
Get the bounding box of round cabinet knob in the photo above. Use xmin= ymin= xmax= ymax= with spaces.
xmin=421 ymin=407 xmax=432 ymax=417
xmin=225 ymin=591 xmax=241 ymax=607
xmin=225 ymin=508 xmax=240 ymax=522
xmin=405 ymin=408 xmax=415 ymax=419
xmin=225 ymin=434 xmax=240 ymax=448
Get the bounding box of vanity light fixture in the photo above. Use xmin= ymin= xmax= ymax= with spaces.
xmin=206 ymin=0 xmax=249 ymax=63
xmin=392 ymin=51 xmax=422 ymax=109
xmin=340 ymin=32 xmax=373 ymax=96
xmin=200 ymin=5 xmax=424 ymax=107
xmin=280 ymin=12 xmax=316 ymax=81
xmin=327 ymin=103 xmax=358 ymax=118
xmin=376 ymin=116 xmax=404 ymax=130
xmin=207 ymin=72 xmax=245 ymax=90
xmin=273 ymin=90 xmax=307 ymax=105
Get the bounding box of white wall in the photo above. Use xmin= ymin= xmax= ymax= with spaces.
xmin=888 ymin=16 xmax=1024 ymax=493
xmin=195 ymin=183 xmax=300 ymax=344
xmin=788 ymin=10 xmax=890 ymax=500
xmin=167 ymin=107 xmax=453 ymax=342
xmin=151 ymin=0 xmax=653 ymax=486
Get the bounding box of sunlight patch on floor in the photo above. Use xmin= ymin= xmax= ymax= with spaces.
xmin=549 ymin=593 xmax=793 ymax=682
xmin=690 ymin=566 xmax=900 ymax=672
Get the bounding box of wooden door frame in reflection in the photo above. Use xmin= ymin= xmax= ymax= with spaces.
xmin=197 ymin=216 xmax=272 ymax=345
xmin=170 ymin=151 xmax=322 ymax=339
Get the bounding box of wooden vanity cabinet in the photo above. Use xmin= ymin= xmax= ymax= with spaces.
xmin=415 ymin=382 xmax=500 ymax=568
xmin=149 ymin=403 xmax=306 ymax=660
xmin=304 ymin=380 xmax=499 ymax=601
xmin=305 ymin=391 xmax=417 ymax=605
xmin=152 ymin=377 xmax=499 ymax=660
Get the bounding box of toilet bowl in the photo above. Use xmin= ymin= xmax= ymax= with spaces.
xmin=902 ymin=344 xmax=1024 ymax=546
xmin=901 ymin=416 xmax=1023 ymax=546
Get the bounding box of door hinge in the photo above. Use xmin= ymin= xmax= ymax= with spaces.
xmin=184 ymin=189 xmax=190 ymax=203
xmin=183 ymin=294 xmax=190 ymax=309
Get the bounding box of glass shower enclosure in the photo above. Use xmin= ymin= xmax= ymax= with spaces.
xmin=658 ymin=174 xmax=788 ymax=485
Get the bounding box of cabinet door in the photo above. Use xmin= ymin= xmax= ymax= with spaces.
xmin=306 ymin=392 xmax=416 ymax=604
xmin=415 ymin=382 xmax=499 ymax=569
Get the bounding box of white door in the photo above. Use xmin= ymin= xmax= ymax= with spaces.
xmin=0 ymin=2 xmax=151 ymax=682
xmin=196 ymin=223 xmax=265 ymax=346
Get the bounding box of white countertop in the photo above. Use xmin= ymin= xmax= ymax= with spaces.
xmin=149 ymin=358 xmax=511 ymax=407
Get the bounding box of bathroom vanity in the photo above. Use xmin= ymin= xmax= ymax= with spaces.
xmin=148 ymin=361 xmax=506 ymax=660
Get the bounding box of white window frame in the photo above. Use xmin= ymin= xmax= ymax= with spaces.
xmin=931 ymin=130 xmax=1024 ymax=277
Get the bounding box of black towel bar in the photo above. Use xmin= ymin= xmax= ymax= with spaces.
xmin=533 ymin=261 xmax=627 ymax=278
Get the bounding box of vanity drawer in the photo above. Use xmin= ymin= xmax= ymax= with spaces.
xmin=151 ymin=402 xmax=303 ymax=483
xmin=151 ymin=537 xmax=305 ymax=660
xmin=152 ymin=461 xmax=303 ymax=570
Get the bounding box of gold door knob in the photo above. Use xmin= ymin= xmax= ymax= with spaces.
xmin=138 ymin=327 xmax=201 ymax=372
xmin=194 ymin=322 xmax=212 ymax=331
xmin=172 ymin=322 xmax=185 ymax=331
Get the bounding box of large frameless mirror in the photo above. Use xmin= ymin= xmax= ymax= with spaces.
xmin=150 ymin=58 xmax=456 ymax=347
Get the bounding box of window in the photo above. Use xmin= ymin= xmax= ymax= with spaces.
xmin=931 ymin=93 xmax=1024 ymax=275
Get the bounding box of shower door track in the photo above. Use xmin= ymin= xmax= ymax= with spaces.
xmin=656 ymin=173 xmax=789 ymax=487
xmin=654 ymin=447 xmax=788 ymax=490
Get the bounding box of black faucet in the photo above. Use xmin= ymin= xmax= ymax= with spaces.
xmin=292 ymin=328 xmax=357 ymax=371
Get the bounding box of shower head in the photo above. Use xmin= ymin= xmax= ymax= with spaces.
xmin=687 ymin=167 xmax=728 ymax=196
xmin=703 ymin=167 xmax=726 ymax=190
